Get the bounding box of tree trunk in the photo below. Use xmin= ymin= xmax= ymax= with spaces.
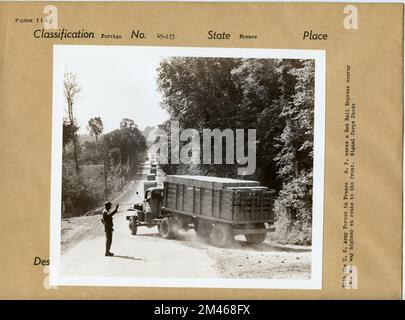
xmin=72 ymin=135 xmax=80 ymax=174
xmin=67 ymin=99 xmax=80 ymax=174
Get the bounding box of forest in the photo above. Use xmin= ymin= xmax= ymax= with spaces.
xmin=156 ymin=57 xmax=315 ymax=244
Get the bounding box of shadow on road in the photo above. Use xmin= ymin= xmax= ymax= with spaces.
xmin=111 ymin=255 xmax=145 ymax=261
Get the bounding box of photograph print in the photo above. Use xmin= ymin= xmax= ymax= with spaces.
xmin=50 ymin=45 xmax=325 ymax=289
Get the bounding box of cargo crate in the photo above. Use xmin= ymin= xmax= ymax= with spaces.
xmin=162 ymin=176 xmax=275 ymax=224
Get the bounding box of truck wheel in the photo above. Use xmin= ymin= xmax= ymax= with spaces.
xmin=159 ymin=217 xmax=177 ymax=239
xmin=129 ymin=217 xmax=138 ymax=235
xmin=211 ymin=223 xmax=233 ymax=247
xmin=244 ymin=223 xmax=267 ymax=244
xmin=194 ymin=218 xmax=212 ymax=238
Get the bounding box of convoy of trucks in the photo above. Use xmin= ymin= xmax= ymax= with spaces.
xmin=126 ymin=160 xmax=276 ymax=247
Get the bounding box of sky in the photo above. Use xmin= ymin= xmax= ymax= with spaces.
xmin=53 ymin=45 xmax=170 ymax=134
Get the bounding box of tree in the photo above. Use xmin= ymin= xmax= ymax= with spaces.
xmin=87 ymin=117 xmax=104 ymax=150
xmin=63 ymin=71 xmax=81 ymax=174
xmin=102 ymin=118 xmax=147 ymax=179
xmin=156 ymin=57 xmax=316 ymax=244
xmin=120 ymin=118 xmax=136 ymax=130
xmin=156 ymin=57 xmax=244 ymax=177
xmin=272 ymin=60 xmax=315 ymax=242
xmin=62 ymin=117 xmax=78 ymax=151
xmin=157 ymin=57 xmax=242 ymax=130
xmin=231 ymin=58 xmax=283 ymax=186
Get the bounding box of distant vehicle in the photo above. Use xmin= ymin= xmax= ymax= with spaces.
xmin=126 ymin=175 xmax=275 ymax=247
xmin=143 ymin=181 xmax=157 ymax=192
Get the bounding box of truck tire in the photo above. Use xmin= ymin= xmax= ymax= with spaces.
xmin=129 ymin=217 xmax=138 ymax=235
xmin=211 ymin=223 xmax=233 ymax=247
xmin=194 ymin=218 xmax=212 ymax=239
xmin=244 ymin=223 xmax=267 ymax=244
xmin=159 ymin=217 xmax=177 ymax=239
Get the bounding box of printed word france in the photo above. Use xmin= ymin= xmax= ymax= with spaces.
xmin=149 ymin=121 xmax=256 ymax=175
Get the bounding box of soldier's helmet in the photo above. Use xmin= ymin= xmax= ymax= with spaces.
xmin=104 ymin=201 xmax=112 ymax=208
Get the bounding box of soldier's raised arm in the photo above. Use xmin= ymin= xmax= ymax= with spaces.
xmin=111 ymin=204 xmax=119 ymax=215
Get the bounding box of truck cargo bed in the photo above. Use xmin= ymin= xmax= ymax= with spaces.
xmin=163 ymin=176 xmax=275 ymax=224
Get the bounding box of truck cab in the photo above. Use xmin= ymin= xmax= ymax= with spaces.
xmin=126 ymin=187 xmax=164 ymax=234
xmin=143 ymin=187 xmax=164 ymax=221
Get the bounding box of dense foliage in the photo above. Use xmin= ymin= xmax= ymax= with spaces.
xmin=156 ymin=57 xmax=315 ymax=243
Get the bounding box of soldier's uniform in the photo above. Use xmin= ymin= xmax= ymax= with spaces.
xmin=102 ymin=202 xmax=118 ymax=256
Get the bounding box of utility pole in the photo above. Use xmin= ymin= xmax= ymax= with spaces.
xmin=103 ymin=156 xmax=108 ymax=200
xmin=119 ymin=152 xmax=124 ymax=192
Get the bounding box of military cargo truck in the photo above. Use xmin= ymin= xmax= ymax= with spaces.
xmin=126 ymin=175 xmax=275 ymax=246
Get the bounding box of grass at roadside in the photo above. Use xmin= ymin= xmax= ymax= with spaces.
xmin=61 ymin=215 xmax=104 ymax=254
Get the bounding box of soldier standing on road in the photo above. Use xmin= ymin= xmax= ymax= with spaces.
xmin=101 ymin=201 xmax=119 ymax=257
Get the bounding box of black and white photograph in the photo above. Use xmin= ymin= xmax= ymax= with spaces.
xmin=50 ymin=46 xmax=325 ymax=289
